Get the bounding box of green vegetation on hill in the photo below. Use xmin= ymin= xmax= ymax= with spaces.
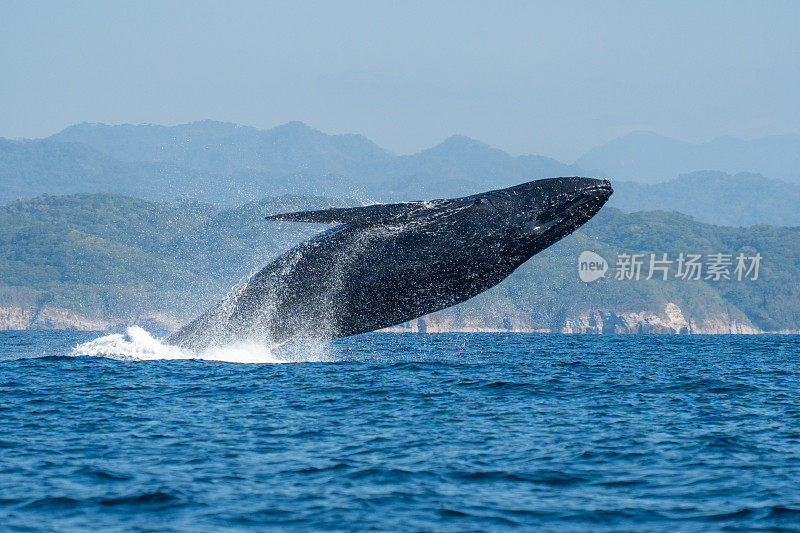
xmin=0 ymin=194 xmax=345 ymax=323
xmin=2 ymin=193 xmax=799 ymax=332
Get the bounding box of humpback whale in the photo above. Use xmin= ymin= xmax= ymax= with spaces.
xmin=167 ymin=177 xmax=612 ymax=350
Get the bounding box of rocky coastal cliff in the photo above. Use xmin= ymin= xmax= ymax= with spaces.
xmin=0 ymin=304 xmax=182 ymax=332
xmin=384 ymin=302 xmax=794 ymax=334
xmin=3 ymin=301 xmax=794 ymax=334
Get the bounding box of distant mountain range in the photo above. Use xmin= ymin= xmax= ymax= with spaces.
xmin=2 ymin=121 xmax=800 ymax=225
xmin=609 ymin=171 xmax=800 ymax=227
xmin=51 ymin=121 xmax=392 ymax=178
xmin=577 ymin=130 xmax=800 ymax=184
xmin=0 ymin=137 xmax=216 ymax=202
xmin=49 ymin=121 xmax=581 ymax=200
xmin=2 ymin=121 xmax=581 ymax=205
xmin=0 ymin=138 xmax=370 ymax=208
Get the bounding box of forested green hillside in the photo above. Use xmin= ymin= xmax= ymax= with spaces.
xmin=2 ymin=193 xmax=799 ymax=333
xmin=0 ymin=194 xmax=344 ymax=327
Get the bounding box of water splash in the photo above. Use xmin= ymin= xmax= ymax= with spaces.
xmin=71 ymin=326 xmax=334 ymax=364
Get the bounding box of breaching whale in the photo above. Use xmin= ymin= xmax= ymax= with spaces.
xmin=167 ymin=177 xmax=612 ymax=350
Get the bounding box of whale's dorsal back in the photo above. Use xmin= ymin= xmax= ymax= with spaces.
xmin=265 ymin=199 xmax=449 ymax=225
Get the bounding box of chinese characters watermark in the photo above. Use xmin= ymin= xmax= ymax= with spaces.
xmin=578 ymin=251 xmax=762 ymax=283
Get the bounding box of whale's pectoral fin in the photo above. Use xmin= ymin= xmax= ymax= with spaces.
xmin=265 ymin=200 xmax=444 ymax=225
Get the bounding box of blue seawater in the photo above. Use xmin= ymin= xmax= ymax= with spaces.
xmin=2 ymin=330 xmax=800 ymax=531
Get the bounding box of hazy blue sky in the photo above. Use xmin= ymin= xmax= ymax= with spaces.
xmin=1 ymin=1 xmax=798 ymax=161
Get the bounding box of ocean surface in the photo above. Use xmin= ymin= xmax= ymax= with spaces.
xmin=2 ymin=330 xmax=800 ymax=531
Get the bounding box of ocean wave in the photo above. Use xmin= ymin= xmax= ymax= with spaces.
xmin=70 ymin=326 xmax=333 ymax=364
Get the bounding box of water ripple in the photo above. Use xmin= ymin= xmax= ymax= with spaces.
xmin=2 ymin=331 xmax=800 ymax=531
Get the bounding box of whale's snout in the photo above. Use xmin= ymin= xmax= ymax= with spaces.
xmin=547 ymin=176 xmax=613 ymax=201
xmin=584 ymin=177 xmax=613 ymax=194
xmin=568 ymin=178 xmax=613 ymax=214
xmin=579 ymin=178 xmax=613 ymax=202
xmin=510 ymin=177 xmax=613 ymax=241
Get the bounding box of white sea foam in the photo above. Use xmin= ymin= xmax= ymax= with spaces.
xmin=71 ymin=326 xmax=333 ymax=364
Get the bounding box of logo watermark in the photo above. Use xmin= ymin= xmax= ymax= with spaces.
xmin=578 ymin=251 xmax=762 ymax=282
xmin=578 ymin=251 xmax=609 ymax=282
